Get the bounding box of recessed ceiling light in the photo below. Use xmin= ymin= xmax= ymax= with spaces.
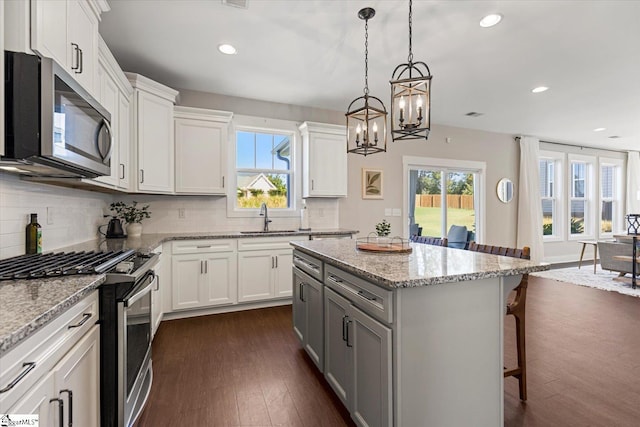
xmin=593 ymin=127 xmax=606 ymax=132
xmin=218 ymin=44 xmax=237 ymax=55
xmin=531 ymin=86 xmax=549 ymax=93
xmin=480 ymin=14 xmax=502 ymax=28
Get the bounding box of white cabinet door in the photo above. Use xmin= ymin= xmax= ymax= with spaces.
xmin=201 ymin=252 xmax=237 ymax=306
xmin=172 ymin=252 xmax=237 ymax=310
xmin=171 ymin=255 xmax=202 ymax=310
xmin=31 ymin=0 xmax=68 ymax=69
xmin=175 ymin=118 xmax=227 ymax=194
xmin=350 ymin=305 xmax=392 ymax=427
xmin=324 ymin=287 xmax=351 ymax=408
xmin=94 ymin=64 xmax=119 ymax=186
xmin=237 ymin=250 xmax=274 ymax=302
xmin=136 ymin=90 xmax=174 ymax=193
xmin=118 ymin=94 xmax=132 ymax=190
xmin=151 ymin=252 xmax=163 ymax=338
xmin=67 ymin=0 xmax=97 ymax=95
xmin=53 ymin=325 xmax=100 ymax=427
xmin=300 ymin=122 xmax=347 ymax=197
xmin=8 ymin=371 xmax=57 ymax=426
xmin=273 ymin=250 xmax=293 ymax=298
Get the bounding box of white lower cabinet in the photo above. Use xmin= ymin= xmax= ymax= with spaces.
xmin=171 ymin=240 xmax=238 ymax=311
xmin=151 ymin=245 xmax=165 ymax=337
xmin=293 ymin=268 xmax=324 ymax=371
xmin=237 ymin=237 xmax=306 ymax=303
xmin=324 ymin=285 xmax=392 ymax=427
xmin=0 ymin=292 xmax=100 ymax=426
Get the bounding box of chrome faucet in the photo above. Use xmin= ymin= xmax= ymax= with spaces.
xmin=259 ymin=202 xmax=272 ymax=232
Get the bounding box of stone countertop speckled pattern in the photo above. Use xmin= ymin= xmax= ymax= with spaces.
xmin=55 ymin=229 xmax=358 ymax=255
xmin=291 ymin=240 xmax=550 ymax=289
xmin=0 ymin=229 xmax=356 ymax=356
xmin=0 ymin=275 xmax=105 ymax=356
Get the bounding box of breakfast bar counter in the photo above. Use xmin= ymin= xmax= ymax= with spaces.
xmin=290 ymin=239 xmax=549 ymax=426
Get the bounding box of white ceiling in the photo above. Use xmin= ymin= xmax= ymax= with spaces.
xmin=99 ymin=0 xmax=640 ymax=151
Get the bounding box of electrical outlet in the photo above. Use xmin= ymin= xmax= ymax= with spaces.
xmin=47 ymin=207 xmax=54 ymax=225
xmin=178 ymin=208 xmax=185 ymax=219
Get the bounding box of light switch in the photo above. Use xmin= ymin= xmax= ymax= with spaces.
xmin=384 ymin=208 xmax=392 ymax=216
xmin=392 ymin=208 xmax=402 ymax=217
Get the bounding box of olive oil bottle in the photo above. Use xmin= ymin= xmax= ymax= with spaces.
xmin=26 ymin=213 xmax=42 ymax=254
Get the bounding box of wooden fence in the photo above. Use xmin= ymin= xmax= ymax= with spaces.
xmin=416 ymin=194 xmax=474 ymax=210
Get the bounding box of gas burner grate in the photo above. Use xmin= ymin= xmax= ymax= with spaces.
xmin=0 ymin=250 xmax=135 ymax=281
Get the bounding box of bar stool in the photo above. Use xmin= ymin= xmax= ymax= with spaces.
xmin=468 ymin=242 xmax=531 ymax=400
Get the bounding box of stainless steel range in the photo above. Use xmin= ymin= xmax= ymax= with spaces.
xmin=0 ymin=249 xmax=158 ymax=427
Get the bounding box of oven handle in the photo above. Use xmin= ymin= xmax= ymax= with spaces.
xmin=125 ymin=275 xmax=155 ymax=307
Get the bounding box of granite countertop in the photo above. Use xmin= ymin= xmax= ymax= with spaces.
xmin=291 ymin=239 xmax=550 ymax=289
xmin=0 ymin=275 xmax=105 ymax=356
xmin=55 ymin=228 xmax=358 ymax=254
xmin=0 ymin=228 xmax=356 ymax=355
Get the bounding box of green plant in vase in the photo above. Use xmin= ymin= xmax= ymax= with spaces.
xmin=110 ymin=201 xmax=151 ymax=237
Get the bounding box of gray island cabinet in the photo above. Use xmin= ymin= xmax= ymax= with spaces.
xmin=291 ymin=239 xmax=549 ymax=427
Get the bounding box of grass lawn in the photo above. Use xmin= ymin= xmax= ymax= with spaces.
xmin=415 ymin=207 xmax=475 ymax=237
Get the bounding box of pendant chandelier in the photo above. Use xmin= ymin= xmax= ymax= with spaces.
xmin=390 ymin=0 xmax=432 ymax=141
xmin=346 ymin=7 xmax=387 ymax=156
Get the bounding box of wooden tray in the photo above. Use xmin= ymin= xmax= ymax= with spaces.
xmin=356 ymin=237 xmax=412 ymax=254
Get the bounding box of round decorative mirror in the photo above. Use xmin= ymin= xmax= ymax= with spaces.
xmin=497 ymin=178 xmax=514 ymax=203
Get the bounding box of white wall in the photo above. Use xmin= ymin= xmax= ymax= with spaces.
xmin=0 ymin=173 xmax=111 ymax=258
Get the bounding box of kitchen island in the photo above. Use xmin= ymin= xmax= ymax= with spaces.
xmin=291 ymin=239 xmax=549 ymax=427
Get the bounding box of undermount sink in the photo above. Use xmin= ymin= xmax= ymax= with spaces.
xmin=240 ymin=230 xmax=299 ymax=234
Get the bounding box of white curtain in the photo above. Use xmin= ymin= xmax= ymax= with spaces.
xmin=517 ymin=136 xmax=544 ymax=263
xmin=626 ymin=151 xmax=640 ymax=215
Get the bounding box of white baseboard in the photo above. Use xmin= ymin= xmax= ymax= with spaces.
xmin=160 ymin=298 xmax=292 ymax=321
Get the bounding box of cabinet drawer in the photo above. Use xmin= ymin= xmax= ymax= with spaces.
xmin=0 ymin=291 xmax=98 ymax=411
xmin=171 ymin=239 xmax=237 ymax=254
xmin=324 ymin=265 xmax=393 ymax=324
xmin=293 ymin=250 xmax=323 ymax=282
xmin=237 ymin=236 xmax=307 ymax=251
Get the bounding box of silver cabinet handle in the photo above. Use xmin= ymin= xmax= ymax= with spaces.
xmin=120 ymin=163 xmax=125 ymax=180
xmin=222 ymin=176 xmax=225 ymax=188
xmin=196 ymin=245 xmax=211 ymax=249
xmin=275 ymin=256 xmax=278 ymax=269
xmin=311 ymin=179 xmax=315 ymax=190
xmin=342 ymin=315 xmax=348 ymax=342
xmin=77 ymin=48 xmax=83 ymax=74
xmin=50 ymin=397 xmax=64 ymax=427
xmin=328 ymin=275 xmax=343 ymax=284
xmin=357 ymin=290 xmax=377 ymax=302
xmin=60 ymin=389 xmax=73 ymax=427
xmin=68 ymin=313 xmax=92 ymax=329
xmin=205 ymin=260 xmax=208 ymax=274
xmin=0 ymin=362 xmax=36 ymax=393
xmin=200 ymin=260 xmax=203 ymax=274
xmin=299 ymin=282 xmax=305 ymax=302
xmin=271 ymin=257 xmax=275 ymax=269
xmin=140 ymin=169 xmax=144 ymax=184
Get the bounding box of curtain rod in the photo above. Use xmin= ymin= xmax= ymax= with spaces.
xmin=514 ymin=136 xmax=629 ymax=155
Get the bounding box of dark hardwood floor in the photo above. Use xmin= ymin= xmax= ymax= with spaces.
xmin=136 ymin=276 xmax=640 ymax=426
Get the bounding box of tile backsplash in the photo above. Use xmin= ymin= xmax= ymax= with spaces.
xmin=0 ymin=173 xmax=111 ymax=258
xmin=0 ymin=173 xmax=340 ymax=258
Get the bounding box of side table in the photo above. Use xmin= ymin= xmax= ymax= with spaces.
xmin=578 ymin=240 xmax=599 ymax=274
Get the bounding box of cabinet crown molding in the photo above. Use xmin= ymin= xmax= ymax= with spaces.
xmin=126 ymin=72 xmax=179 ymax=103
xmin=299 ymin=121 xmax=346 ymax=136
xmin=98 ymin=36 xmax=133 ymax=96
xmin=174 ymin=106 xmax=233 ymax=122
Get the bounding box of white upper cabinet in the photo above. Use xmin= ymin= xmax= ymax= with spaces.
xmin=94 ymin=36 xmax=133 ymax=190
xmin=299 ymin=121 xmax=348 ymax=198
xmin=127 ymin=73 xmax=179 ymax=194
xmin=174 ymin=107 xmax=233 ymax=195
xmin=31 ymin=0 xmax=103 ymax=97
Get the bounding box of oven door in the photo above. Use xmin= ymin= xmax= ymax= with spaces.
xmin=118 ymin=271 xmax=155 ymax=426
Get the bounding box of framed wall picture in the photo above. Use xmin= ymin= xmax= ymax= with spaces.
xmin=362 ymin=168 xmax=383 ymax=199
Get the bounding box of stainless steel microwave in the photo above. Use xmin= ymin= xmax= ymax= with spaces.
xmin=2 ymin=51 xmax=112 ymax=178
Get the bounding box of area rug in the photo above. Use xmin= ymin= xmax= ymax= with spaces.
xmin=530 ymin=265 xmax=640 ymax=298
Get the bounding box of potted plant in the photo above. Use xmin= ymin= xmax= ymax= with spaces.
xmin=110 ymin=201 xmax=151 ymax=237
xmin=375 ymin=219 xmax=391 ymax=246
